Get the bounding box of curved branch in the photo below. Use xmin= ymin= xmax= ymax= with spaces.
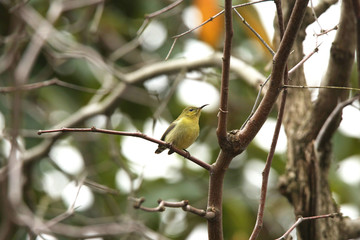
xmin=275 ymin=213 xmax=340 ymax=240
xmin=37 ymin=127 xmax=212 ymax=171
xmin=315 ymin=95 xmax=359 ymax=150
xmin=129 ymin=197 xmax=215 ymax=219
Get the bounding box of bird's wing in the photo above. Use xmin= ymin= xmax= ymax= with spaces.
xmin=161 ymin=122 xmax=176 ymax=141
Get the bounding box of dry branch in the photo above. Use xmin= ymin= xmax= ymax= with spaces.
xmin=129 ymin=197 xmax=215 ymax=219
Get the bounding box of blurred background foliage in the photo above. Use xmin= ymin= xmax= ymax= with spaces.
xmin=0 ymin=0 xmax=359 ymax=239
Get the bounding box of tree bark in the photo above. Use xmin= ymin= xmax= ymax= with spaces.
xmin=278 ymin=1 xmax=356 ymax=239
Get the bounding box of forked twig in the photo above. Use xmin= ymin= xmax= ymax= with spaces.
xmin=166 ymin=0 xmax=274 ymax=59
xmin=275 ymin=213 xmax=340 ymax=240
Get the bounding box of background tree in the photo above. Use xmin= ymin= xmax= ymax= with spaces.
xmin=0 ymin=0 xmax=359 ymax=240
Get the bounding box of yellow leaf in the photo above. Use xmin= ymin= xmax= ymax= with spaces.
xmin=194 ymin=0 xmax=224 ymax=48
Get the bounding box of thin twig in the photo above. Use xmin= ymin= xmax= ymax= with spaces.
xmin=288 ymin=43 xmax=321 ymax=75
xmin=84 ymin=179 xmax=121 ymax=195
xmin=310 ymin=0 xmax=322 ymax=30
xmin=137 ymin=0 xmax=184 ymax=36
xmin=249 ymin=0 xmax=287 ymax=238
xmin=283 ymin=85 xmax=360 ymax=92
xmin=166 ymin=0 xmax=273 ymax=59
xmin=315 ymin=25 xmax=338 ymax=37
xmin=232 ymin=0 xmax=274 ymax=9
xmin=0 ymin=78 xmax=108 ymax=94
xmin=152 ymin=69 xmax=185 ymax=125
xmin=62 ymin=0 xmax=104 ymax=12
xmin=315 ymin=95 xmax=359 ymax=150
xmin=233 ymin=8 xmax=275 ymax=56
xmin=45 ymin=175 xmax=87 ymax=228
xmin=37 ymin=127 xmax=212 ymax=171
xmin=275 ymin=213 xmax=340 ymax=240
xmin=241 ymin=75 xmax=271 ymax=130
xmin=89 ymin=1 xmax=104 ymax=33
xmin=129 ymin=197 xmax=215 ymax=219
xmin=165 ymin=38 xmax=177 ymax=60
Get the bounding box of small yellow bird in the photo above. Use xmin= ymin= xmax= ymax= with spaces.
xmin=155 ymin=104 xmax=208 ymax=154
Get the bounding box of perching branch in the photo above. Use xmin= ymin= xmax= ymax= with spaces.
xmin=37 ymin=127 xmax=212 ymax=171
xmin=19 ymin=51 xmax=264 ymax=167
xmin=129 ymin=197 xmax=215 ymax=219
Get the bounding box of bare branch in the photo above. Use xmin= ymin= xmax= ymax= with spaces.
xmin=249 ymin=0 xmax=288 ymax=238
xmin=62 ymin=0 xmax=104 ymax=12
xmin=288 ymin=44 xmax=320 ymax=75
xmin=315 ymin=25 xmax=338 ymax=37
xmin=315 ymin=95 xmax=360 ymax=150
xmin=216 ymin=0 xmax=233 ymax=143
xmin=84 ymin=179 xmax=121 ymax=195
xmin=37 ymin=127 xmax=212 ymax=171
xmin=21 ymin=52 xmax=264 ymax=166
xmin=238 ymin=0 xmax=309 ymax=149
xmin=138 ymin=0 xmax=183 ymax=35
xmin=275 ymin=213 xmax=340 ymax=240
xmin=45 ymin=175 xmax=87 ymax=228
xmin=233 ymin=8 xmax=275 ymax=56
xmin=284 ymin=85 xmax=360 ymax=92
xmin=129 ymin=197 xmax=215 ymax=219
xmin=166 ymin=0 xmax=273 ymax=59
xmin=0 ymin=78 xmax=107 ymax=94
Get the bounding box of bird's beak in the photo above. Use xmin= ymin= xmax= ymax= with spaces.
xmin=199 ymin=104 xmax=208 ymax=109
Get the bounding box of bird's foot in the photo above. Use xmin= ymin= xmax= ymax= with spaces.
xmin=183 ymin=149 xmax=191 ymax=158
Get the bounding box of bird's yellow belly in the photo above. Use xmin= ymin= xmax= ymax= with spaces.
xmin=165 ymin=118 xmax=199 ymax=150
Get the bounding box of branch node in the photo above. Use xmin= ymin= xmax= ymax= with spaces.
xmin=218 ymin=108 xmax=228 ymax=113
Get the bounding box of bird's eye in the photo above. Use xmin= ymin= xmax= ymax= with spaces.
xmin=189 ymin=108 xmax=194 ymax=112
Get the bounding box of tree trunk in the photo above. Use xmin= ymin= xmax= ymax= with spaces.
xmin=277 ymin=1 xmax=356 ymax=239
